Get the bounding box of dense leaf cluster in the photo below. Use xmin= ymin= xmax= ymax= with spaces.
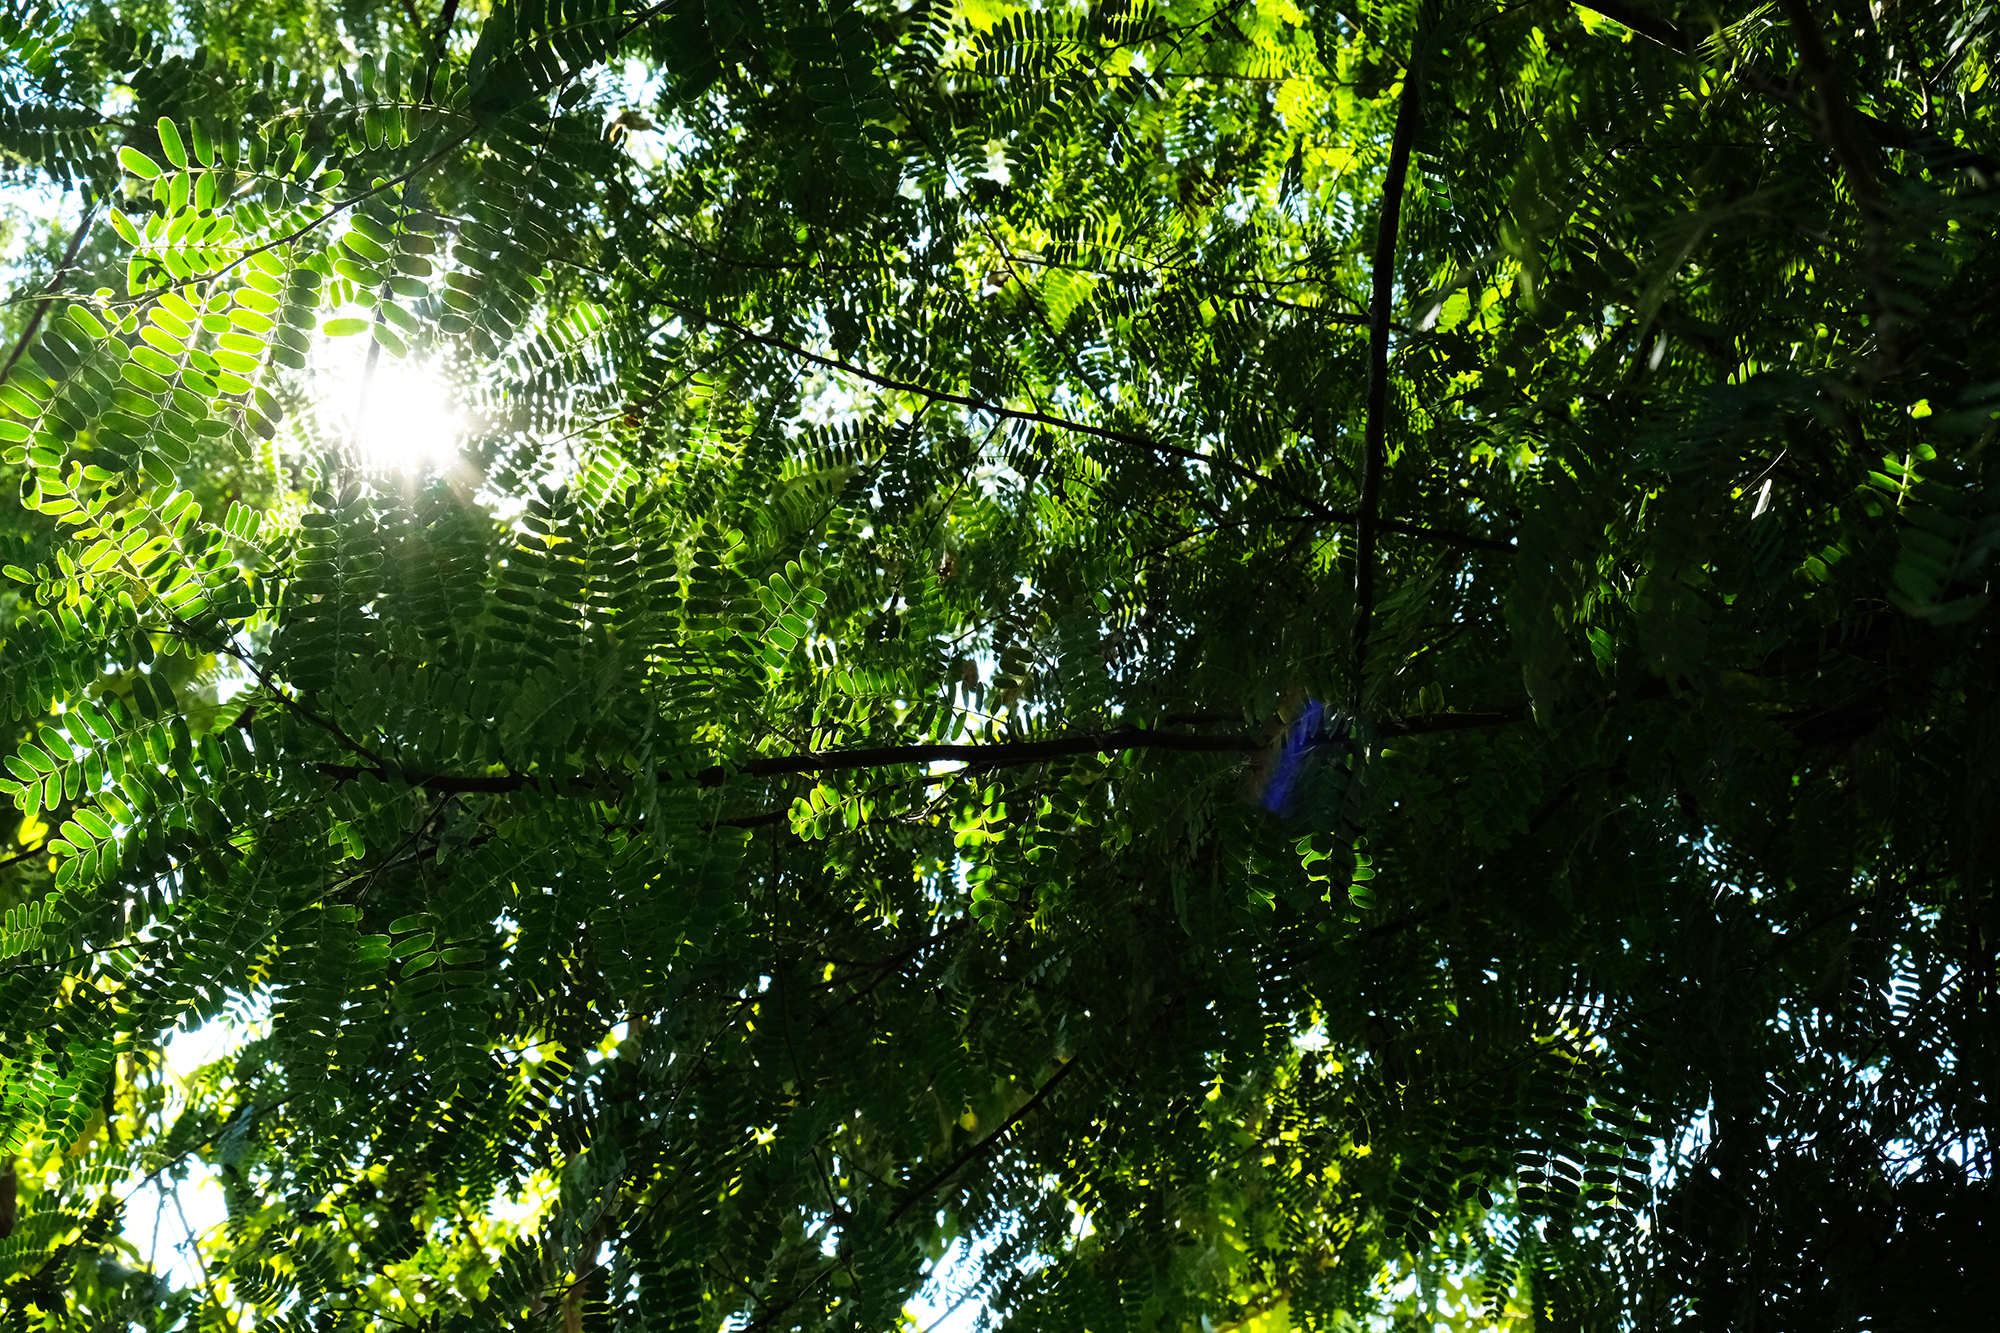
xmin=0 ymin=0 xmax=1995 ymax=1328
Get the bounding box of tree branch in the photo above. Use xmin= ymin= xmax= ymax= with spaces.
xmin=0 ymin=201 xmax=96 ymax=389
xmin=420 ymin=0 xmax=460 ymax=101
xmin=0 ymin=840 xmax=50 ymax=871
xmin=700 ymin=729 xmax=1261 ymax=785
xmin=1572 ymin=0 xmax=1999 ymax=181
xmin=883 ymin=1055 xmax=1081 ymax=1227
xmin=1771 ymin=0 xmax=1881 ymax=207
xmin=1353 ymin=53 xmax=1424 ymax=688
xmin=1382 ymin=708 xmax=1523 ymax=736
xmin=315 ymin=712 xmax=1541 ymax=798
xmin=318 ymin=727 xmax=1266 ymax=794
xmin=680 ymin=310 xmax=1511 ymax=551
xmin=692 ymin=310 xmax=1330 ymax=509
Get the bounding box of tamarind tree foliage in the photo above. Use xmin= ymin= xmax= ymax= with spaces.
xmin=1 ymin=0 xmax=1996 ymax=1325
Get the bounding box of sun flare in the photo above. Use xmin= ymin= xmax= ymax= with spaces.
xmin=319 ymin=335 xmax=464 ymax=474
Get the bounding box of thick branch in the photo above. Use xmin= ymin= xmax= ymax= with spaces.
xmin=314 ymin=713 xmax=1540 ymax=798
xmin=1771 ymin=0 xmax=1881 ymax=207
xmin=1385 ymin=709 xmax=1523 ymax=735
xmin=318 ymin=727 xmax=1266 ymax=794
xmin=702 ymin=729 xmax=1261 ymax=784
xmin=1353 ymin=59 xmax=1424 ymax=686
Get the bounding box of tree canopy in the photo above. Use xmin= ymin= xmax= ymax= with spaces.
xmin=1 ymin=0 xmax=1996 ymax=1327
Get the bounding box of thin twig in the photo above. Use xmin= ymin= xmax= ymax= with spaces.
xmin=883 ymin=1057 xmax=1081 ymax=1226
xmin=0 ymin=201 xmax=97 ymax=388
xmin=112 ymin=143 xmax=473 ymax=308
xmin=422 ymin=0 xmax=461 ymax=102
xmin=688 ymin=309 xmax=1332 ymax=510
xmin=171 ymin=1179 xmax=233 ymax=1327
xmin=0 ymin=840 xmax=50 ymax=871
xmin=673 ymin=309 xmax=1506 ymax=548
xmin=172 ymin=618 xmax=389 ymax=770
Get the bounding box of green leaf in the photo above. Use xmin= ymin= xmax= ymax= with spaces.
xmin=156 ymin=118 xmax=188 ymax=169
xmin=118 ymin=146 xmax=161 ymax=178
xmin=66 ymin=305 xmax=108 ymax=338
xmin=392 ymin=932 xmax=436 ymax=958
xmin=341 ymin=230 xmax=391 ymax=263
xmin=323 ymin=318 xmax=371 ymax=337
